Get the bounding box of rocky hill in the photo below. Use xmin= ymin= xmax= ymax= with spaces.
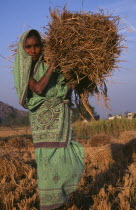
xmin=0 ymin=101 xmax=29 ymax=126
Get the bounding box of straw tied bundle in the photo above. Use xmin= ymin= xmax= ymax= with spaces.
xmin=43 ymin=9 xmax=124 ymax=118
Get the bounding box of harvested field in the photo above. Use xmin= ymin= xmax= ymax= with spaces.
xmin=1 ymin=125 xmax=136 ymax=209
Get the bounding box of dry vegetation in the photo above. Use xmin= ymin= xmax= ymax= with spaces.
xmin=43 ymin=10 xmax=123 ymax=89
xmin=1 ymin=120 xmax=136 ymax=209
xmin=43 ymin=9 xmax=125 ymax=115
xmin=0 ymin=135 xmax=39 ymax=210
xmin=43 ymin=9 xmax=126 ymax=119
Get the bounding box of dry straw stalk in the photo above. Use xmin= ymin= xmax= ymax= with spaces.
xmin=43 ymin=9 xmax=125 ymax=118
xmin=43 ymin=9 xmax=124 ymax=91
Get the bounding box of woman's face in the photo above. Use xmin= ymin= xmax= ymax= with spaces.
xmin=24 ymin=36 xmax=42 ymax=61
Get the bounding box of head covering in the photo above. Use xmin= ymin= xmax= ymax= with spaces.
xmin=13 ymin=29 xmax=42 ymax=108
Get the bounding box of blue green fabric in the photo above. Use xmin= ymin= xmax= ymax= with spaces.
xmin=35 ymin=142 xmax=84 ymax=209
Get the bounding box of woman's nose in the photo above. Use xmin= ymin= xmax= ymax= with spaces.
xmin=31 ymin=46 xmax=36 ymax=53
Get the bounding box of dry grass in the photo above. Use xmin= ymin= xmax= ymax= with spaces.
xmin=43 ymin=9 xmax=125 ymax=113
xmin=0 ymin=135 xmax=39 ymax=209
xmin=1 ymin=128 xmax=136 ymax=209
xmin=44 ymin=9 xmax=124 ymax=88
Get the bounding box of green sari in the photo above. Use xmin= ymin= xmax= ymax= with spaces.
xmin=14 ymin=29 xmax=84 ymax=209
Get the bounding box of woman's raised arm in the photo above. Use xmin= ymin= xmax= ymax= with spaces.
xmin=29 ymin=61 xmax=56 ymax=95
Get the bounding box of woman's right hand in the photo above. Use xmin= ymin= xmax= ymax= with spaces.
xmin=50 ymin=57 xmax=57 ymax=69
xmin=50 ymin=61 xmax=56 ymax=69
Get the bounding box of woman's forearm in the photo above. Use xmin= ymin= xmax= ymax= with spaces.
xmin=29 ymin=61 xmax=56 ymax=95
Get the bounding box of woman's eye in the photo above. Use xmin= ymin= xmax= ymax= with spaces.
xmin=35 ymin=44 xmax=40 ymax=47
xmin=25 ymin=45 xmax=31 ymax=49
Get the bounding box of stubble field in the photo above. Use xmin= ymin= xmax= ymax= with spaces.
xmin=1 ymin=119 xmax=136 ymax=210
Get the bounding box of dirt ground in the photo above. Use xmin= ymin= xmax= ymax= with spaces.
xmin=0 ymin=126 xmax=31 ymax=137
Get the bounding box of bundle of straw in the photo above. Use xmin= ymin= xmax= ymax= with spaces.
xmin=43 ymin=9 xmax=124 ymax=117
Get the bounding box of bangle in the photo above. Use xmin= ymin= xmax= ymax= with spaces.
xmin=45 ymin=72 xmax=51 ymax=78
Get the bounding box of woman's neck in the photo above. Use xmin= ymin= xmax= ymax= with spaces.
xmin=30 ymin=60 xmax=37 ymax=77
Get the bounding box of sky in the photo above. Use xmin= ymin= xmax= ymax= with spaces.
xmin=0 ymin=0 xmax=136 ymax=118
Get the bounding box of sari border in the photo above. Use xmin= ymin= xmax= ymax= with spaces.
xmin=34 ymin=105 xmax=71 ymax=149
xmin=34 ymin=141 xmax=67 ymax=148
xmin=40 ymin=203 xmax=64 ymax=210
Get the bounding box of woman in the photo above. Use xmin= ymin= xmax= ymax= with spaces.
xmin=14 ymin=29 xmax=84 ymax=210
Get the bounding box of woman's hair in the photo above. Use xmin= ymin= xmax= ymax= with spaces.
xmin=26 ymin=29 xmax=41 ymax=41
